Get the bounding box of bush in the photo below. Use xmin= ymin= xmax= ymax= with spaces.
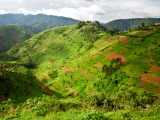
xmin=48 ymin=70 xmax=58 ymax=79
xmin=85 ymin=43 xmax=93 ymax=51
xmin=76 ymin=21 xmax=86 ymax=29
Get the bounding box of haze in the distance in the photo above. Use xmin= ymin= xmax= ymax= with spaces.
xmin=0 ymin=0 xmax=160 ymax=23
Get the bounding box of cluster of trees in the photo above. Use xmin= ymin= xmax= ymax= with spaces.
xmin=102 ymin=58 xmax=122 ymax=78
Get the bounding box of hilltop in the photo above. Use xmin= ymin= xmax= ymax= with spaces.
xmin=104 ymin=18 xmax=160 ymax=31
xmin=0 ymin=21 xmax=160 ymax=119
xmin=0 ymin=24 xmax=35 ymax=54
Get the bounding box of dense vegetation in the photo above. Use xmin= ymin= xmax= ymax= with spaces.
xmin=0 ymin=13 xmax=79 ymax=33
xmin=0 ymin=24 xmax=35 ymax=54
xmin=104 ymin=18 xmax=160 ymax=31
xmin=0 ymin=20 xmax=160 ymax=119
xmin=21 ymin=21 xmax=54 ymax=34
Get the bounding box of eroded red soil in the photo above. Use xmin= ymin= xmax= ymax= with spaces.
xmin=121 ymin=39 xmax=130 ymax=44
xmin=105 ymin=52 xmax=127 ymax=64
xmin=149 ymin=64 xmax=160 ymax=75
xmin=49 ymin=59 xmax=56 ymax=62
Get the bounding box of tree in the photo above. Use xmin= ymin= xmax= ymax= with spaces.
xmin=141 ymin=22 xmax=145 ymax=28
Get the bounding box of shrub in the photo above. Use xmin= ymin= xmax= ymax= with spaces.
xmin=48 ymin=70 xmax=58 ymax=79
xmin=85 ymin=42 xmax=93 ymax=51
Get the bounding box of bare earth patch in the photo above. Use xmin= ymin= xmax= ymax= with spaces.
xmin=93 ymin=62 xmax=103 ymax=71
xmin=121 ymin=39 xmax=130 ymax=44
xmin=50 ymin=59 xmax=56 ymax=62
xmin=105 ymin=52 xmax=127 ymax=64
xmin=62 ymin=67 xmax=71 ymax=73
xmin=141 ymin=73 xmax=160 ymax=85
xmin=149 ymin=64 xmax=160 ymax=75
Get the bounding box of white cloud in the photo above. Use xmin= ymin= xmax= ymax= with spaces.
xmin=0 ymin=10 xmax=7 ymax=14
xmin=0 ymin=0 xmax=25 ymax=3
xmin=49 ymin=3 xmax=60 ymax=6
xmin=2 ymin=5 xmax=106 ymax=21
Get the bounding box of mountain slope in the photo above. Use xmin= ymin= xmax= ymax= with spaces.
xmin=0 ymin=22 xmax=160 ymax=119
xmin=104 ymin=18 xmax=160 ymax=31
xmin=0 ymin=13 xmax=79 ymax=29
xmin=0 ymin=24 xmax=35 ymax=53
xmin=20 ymin=21 xmax=53 ymax=34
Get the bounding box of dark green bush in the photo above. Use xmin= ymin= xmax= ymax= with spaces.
xmin=48 ymin=70 xmax=58 ymax=79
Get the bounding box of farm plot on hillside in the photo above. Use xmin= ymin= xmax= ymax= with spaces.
xmin=129 ymin=30 xmax=154 ymax=37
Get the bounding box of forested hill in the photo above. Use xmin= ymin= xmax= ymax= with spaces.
xmin=104 ymin=18 xmax=160 ymax=31
xmin=0 ymin=13 xmax=80 ymax=33
xmin=0 ymin=24 xmax=35 ymax=53
xmin=20 ymin=21 xmax=54 ymax=34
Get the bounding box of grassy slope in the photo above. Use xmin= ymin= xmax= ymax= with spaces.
xmin=0 ymin=24 xmax=35 ymax=53
xmin=0 ymin=24 xmax=160 ymax=119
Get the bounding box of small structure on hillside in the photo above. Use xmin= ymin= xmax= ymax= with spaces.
xmin=119 ymin=36 xmax=125 ymax=40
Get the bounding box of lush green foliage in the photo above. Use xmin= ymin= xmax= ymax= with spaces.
xmin=21 ymin=21 xmax=53 ymax=34
xmin=104 ymin=18 xmax=160 ymax=31
xmin=0 ymin=23 xmax=160 ymax=119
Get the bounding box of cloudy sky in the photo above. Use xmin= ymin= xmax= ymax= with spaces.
xmin=0 ymin=0 xmax=160 ymax=23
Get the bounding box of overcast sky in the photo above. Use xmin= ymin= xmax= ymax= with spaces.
xmin=0 ymin=0 xmax=160 ymax=23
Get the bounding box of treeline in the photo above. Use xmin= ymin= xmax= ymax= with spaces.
xmin=104 ymin=18 xmax=160 ymax=31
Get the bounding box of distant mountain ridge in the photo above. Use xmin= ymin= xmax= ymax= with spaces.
xmin=104 ymin=18 xmax=160 ymax=31
xmin=0 ymin=13 xmax=80 ymax=33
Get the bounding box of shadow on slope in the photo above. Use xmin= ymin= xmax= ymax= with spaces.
xmin=0 ymin=62 xmax=63 ymax=105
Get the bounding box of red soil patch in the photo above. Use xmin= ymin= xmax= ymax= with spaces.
xmin=59 ymin=51 xmax=62 ymax=53
xmin=121 ymin=39 xmax=130 ymax=44
xmin=44 ymin=76 xmax=48 ymax=79
xmin=149 ymin=64 xmax=160 ymax=75
xmin=60 ymin=41 xmax=63 ymax=43
xmin=0 ymin=94 xmax=7 ymax=102
xmin=66 ymin=71 xmax=74 ymax=74
xmin=49 ymin=59 xmax=56 ymax=62
xmin=62 ymin=67 xmax=71 ymax=73
xmin=41 ymin=85 xmax=54 ymax=94
xmin=46 ymin=40 xmax=50 ymax=43
xmin=141 ymin=73 xmax=160 ymax=85
xmin=42 ymin=45 xmax=46 ymax=46
xmin=56 ymin=44 xmax=59 ymax=46
xmin=56 ymin=63 xmax=59 ymax=66
xmin=107 ymin=47 xmax=112 ymax=50
xmin=105 ymin=52 xmax=127 ymax=64
xmin=12 ymin=34 xmax=20 ymax=45
xmin=99 ymin=49 xmax=106 ymax=55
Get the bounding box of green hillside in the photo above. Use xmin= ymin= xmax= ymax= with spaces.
xmin=0 ymin=24 xmax=35 ymax=54
xmin=104 ymin=18 xmax=160 ymax=31
xmin=20 ymin=21 xmax=54 ymax=34
xmin=0 ymin=21 xmax=160 ymax=119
